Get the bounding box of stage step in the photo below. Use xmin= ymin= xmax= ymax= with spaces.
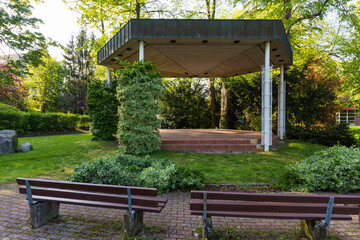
xmin=161 ymin=143 xmax=261 ymax=152
xmin=160 ymin=136 xmax=280 ymax=152
xmin=161 ymin=139 xmax=260 ymax=145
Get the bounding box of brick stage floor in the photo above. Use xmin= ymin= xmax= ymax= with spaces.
xmin=1 ymin=183 xmax=359 ymax=240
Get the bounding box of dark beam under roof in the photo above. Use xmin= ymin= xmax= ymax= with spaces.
xmin=97 ymin=19 xmax=293 ymax=78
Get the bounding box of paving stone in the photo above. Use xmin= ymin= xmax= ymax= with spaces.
xmin=1 ymin=183 xmax=360 ymax=239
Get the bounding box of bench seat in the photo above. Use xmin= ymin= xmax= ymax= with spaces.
xmin=190 ymin=190 xmax=360 ymax=240
xmin=17 ymin=177 xmax=167 ymax=234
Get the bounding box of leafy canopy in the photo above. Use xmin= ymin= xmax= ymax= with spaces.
xmin=0 ymin=0 xmax=47 ymax=85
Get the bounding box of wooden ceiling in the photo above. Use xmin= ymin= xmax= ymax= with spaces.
xmin=98 ymin=19 xmax=293 ymax=78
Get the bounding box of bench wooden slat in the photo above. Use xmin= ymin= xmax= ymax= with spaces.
xmin=30 ymin=195 xmax=165 ymax=213
xmin=190 ymin=199 xmax=359 ymax=215
xmin=19 ymin=187 xmax=159 ymax=208
xmin=190 ymin=210 xmax=353 ymax=220
xmin=191 ymin=190 xmax=360 ymax=204
xmin=17 ymin=178 xmax=157 ymax=197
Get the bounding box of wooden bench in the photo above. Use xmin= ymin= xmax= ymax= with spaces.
xmin=190 ymin=190 xmax=360 ymax=240
xmin=17 ymin=178 xmax=167 ymax=235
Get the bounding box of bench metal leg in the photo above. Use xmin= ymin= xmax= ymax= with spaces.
xmin=30 ymin=202 xmax=60 ymax=228
xmin=124 ymin=210 xmax=143 ymax=236
xmin=202 ymin=217 xmax=213 ymax=240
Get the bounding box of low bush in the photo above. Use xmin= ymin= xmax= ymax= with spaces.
xmin=276 ymin=145 xmax=360 ymax=193
xmin=0 ymin=110 xmax=89 ymax=133
xmin=72 ymin=153 xmax=204 ymax=193
xmin=286 ymin=123 xmax=356 ymax=147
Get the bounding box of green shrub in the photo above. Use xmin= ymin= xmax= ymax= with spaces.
xmin=277 ymin=145 xmax=360 ymax=193
xmin=0 ymin=110 xmax=89 ymax=133
xmin=72 ymin=153 xmax=204 ymax=193
xmin=287 ymin=123 xmax=356 ymax=147
xmin=86 ymin=80 xmax=118 ymax=140
xmin=0 ymin=103 xmax=21 ymax=112
xmin=117 ymin=61 xmax=163 ymax=155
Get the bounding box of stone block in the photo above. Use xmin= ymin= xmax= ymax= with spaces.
xmin=0 ymin=130 xmax=17 ymax=154
xmin=30 ymin=202 xmax=60 ymax=228
xmin=18 ymin=142 xmax=33 ymax=153
xmin=124 ymin=211 xmax=143 ymax=236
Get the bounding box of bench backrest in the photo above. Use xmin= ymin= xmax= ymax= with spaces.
xmin=190 ymin=190 xmax=360 ymax=216
xmin=17 ymin=178 xmax=164 ymax=212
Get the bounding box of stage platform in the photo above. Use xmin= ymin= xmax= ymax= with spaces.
xmin=159 ymin=129 xmax=280 ymax=152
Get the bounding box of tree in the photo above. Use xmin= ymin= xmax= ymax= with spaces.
xmin=286 ymin=58 xmax=342 ymax=128
xmin=26 ymin=54 xmax=67 ymax=112
xmin=161 ymin=78 xmax=212 ymax=129
xmin=0 ymin=0 xmax=47 ymax=85
xmin=0 ymin=63 xmax=28 ymax=110
xmin=338 ymin=2 xmax=360 ymax=105
xmin=64 ymin=0 xmax=171 ymax=40
xmin=63 ymin=29 xmax=96 ymax=114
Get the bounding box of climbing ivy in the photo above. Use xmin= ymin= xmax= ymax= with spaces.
xmin=117 ymin=61 xmax=163 ymax=155
xmin=86 ymin=79 xmax=118 ymax=140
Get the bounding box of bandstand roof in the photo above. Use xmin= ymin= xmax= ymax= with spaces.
xmin=97 ymin=19 xmax=293 ymax=78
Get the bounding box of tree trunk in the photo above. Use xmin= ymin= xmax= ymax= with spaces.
xmin=219 ymin=78 xmax=228 ymax=129
xmin=136 ymin=1 xmax=141 ymax=19
xmin=209 ymin=78 xmax=216 ymax=128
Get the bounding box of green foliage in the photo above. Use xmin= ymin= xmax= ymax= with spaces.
xmin=86 ymin=79 xmax=118 ymax=140
xmin=117 ymin=61 xmax=163 ymax=155
xmin=26 ymin=54 xmax=67 ymax=113
xmin=287 ymin=123 xmax=356 ymax=147
xmin=0 ymin=103 xmax=21 ymax=112
xmin=226 ymin=73 xmax=277 ymax=130
xmin=72 ymin=153 xmax=204 ymax=193
xmin=0 ymin=0 xmax=47 ymax=85
xmin=0 ymin=110 xmax=89 ymax=133
xmin=286 ymin=58 xmax=341 ymax=128
xmin=161 ymin=78 xmax=212 ymax=129
xmin=277 ymin=145 xmax=360 ymax=193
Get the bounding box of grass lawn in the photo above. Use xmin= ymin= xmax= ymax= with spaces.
xmin=0 ymin=134 xmax=117 ymax=184
xmin=350 ymin=126 xmax=360 ymax=146
xmin=0 ymin=134 xmax=326 ymax=184
xmin=150 ymin=141 xmax=326 ymax=184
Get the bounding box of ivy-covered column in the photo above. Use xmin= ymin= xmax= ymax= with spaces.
xmin=117 ymin=61 xmax=163 ymax=155
xmin=87 ymin=80 xmax=118 ymax=140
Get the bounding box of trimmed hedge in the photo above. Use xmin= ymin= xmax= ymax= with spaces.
xmin=287 ymin=123 xmax=356 ymax=147
xmin=0 ymin=110 xmax=90 ymax=133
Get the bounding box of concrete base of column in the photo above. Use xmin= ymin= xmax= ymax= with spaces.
xmin=124 ymin=211 xmax=144 ymax=236
xmin=300 ymin=219 xmax=329 ymax=240
xmin=30 ymin=202 xmax=60 ymax=228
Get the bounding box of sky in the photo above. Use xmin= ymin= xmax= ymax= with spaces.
xmin=32 ymin=0 xmax=82 ymax=60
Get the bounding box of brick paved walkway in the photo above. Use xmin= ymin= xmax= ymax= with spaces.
xmin=1 ymin=183 xmax=359 ymax=240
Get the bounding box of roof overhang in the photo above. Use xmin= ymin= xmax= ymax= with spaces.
xmin=97 ymin=19 xmax=293 ymax=78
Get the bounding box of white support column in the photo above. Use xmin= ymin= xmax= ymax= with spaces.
xmin=262 ymin=41 xmax=272 ymax=152
xmin=106 ymin=64 xmax=111 ymax=86
xmin=139 ymin=40 xmax=144 ymax=61
xmin=278 ymin=65 xmax=286 ymax=140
